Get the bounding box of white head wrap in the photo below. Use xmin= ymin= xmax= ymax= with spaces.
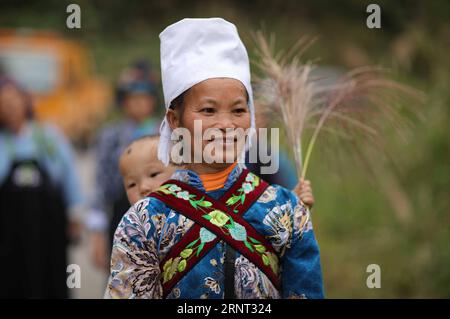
xmin=158 ymin=17 xmax=255 ymax=165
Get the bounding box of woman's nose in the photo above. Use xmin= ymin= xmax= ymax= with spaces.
xmin=214 ymin=113 xmax=236 ymax=130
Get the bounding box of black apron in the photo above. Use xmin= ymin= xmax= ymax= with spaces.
xmin=0 ymin=158 xmax=68 ymax=298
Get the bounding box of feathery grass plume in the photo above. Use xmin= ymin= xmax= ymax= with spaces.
xmin=253 ymin=32 xmax=424 ymax=222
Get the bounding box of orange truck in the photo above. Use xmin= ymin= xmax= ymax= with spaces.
xmin=0 ymin=29 xmax=112 ymax=144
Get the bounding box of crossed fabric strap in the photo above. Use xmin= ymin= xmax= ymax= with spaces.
xmin=148 ymin=169 xmax=281 ymax=298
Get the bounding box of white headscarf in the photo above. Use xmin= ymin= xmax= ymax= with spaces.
xmin=158 ymin=17 xmax=255 ymax=166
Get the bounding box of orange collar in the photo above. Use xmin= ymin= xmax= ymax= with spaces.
xmin=199 ymin=162 xmax=237 ymax=192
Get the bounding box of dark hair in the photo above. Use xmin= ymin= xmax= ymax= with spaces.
xmin=169 ymin=92 xmax=185 ymax=111
xmin=116 ymin=59 xmax=160 ymax=107
xmin=168 ymin=91 xmax=186 ymax=126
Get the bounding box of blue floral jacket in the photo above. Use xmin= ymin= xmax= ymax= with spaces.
xmin=105 ymin=164 xmax=324 ymax=299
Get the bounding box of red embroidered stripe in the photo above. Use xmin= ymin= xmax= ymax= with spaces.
xmin=148 ymin=169 xmax=253 ymax=296
xmin=148 ymin=169 xmax=281 ymax=298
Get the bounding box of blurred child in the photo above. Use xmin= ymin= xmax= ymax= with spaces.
xmin=87 ymin=60 xmax=160 ymax=242
xmin=90 ymin=135 xmax=176 ymax=268
xmin=88 ymin=61 xmax=161 ymax=269
xmin=119 ymin=135 xmax=177 ymax=205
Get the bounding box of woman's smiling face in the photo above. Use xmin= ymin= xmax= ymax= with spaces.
xmin=167 ymin=78 xmax=251 ymax=173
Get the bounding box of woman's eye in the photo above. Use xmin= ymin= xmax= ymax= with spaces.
xmin=233 ymin=107 xmax=247 ymax=114
xmin=150 ymin=172 xmax=161 ymax=178
xmin=200 ymin=107 xmax=215 ymax=114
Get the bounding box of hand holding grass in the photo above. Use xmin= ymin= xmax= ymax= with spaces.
xmin=294 ymin=178 xmax=315 ymax=209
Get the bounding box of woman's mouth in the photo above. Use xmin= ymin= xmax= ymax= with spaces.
xmin=207 ymin=136 xmax=238 ymax=144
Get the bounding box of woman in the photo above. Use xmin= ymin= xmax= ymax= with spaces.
xmin=106 ymin=18 xmax=323 ymax=299
xmin=0 ymin=77 xmax=84 ymax=298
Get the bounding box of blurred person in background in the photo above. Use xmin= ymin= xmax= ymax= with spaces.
xmin=0 ymin=76 xmax=84 ymax=298
xmin=86 ymin=60 xmax=162 ymax=269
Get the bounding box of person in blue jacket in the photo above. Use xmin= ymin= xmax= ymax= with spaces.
xmin=0 ymin=76 xmax=84 ymax=298
xmin=105 ymin=18 xmax=324 ymax=299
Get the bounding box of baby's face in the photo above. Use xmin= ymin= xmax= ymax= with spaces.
xmin=120 ymin=143 xmax=175 ymax=205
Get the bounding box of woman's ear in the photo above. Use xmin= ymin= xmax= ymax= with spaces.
xmin=166 ymin=108 xmax=180 ymax=130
